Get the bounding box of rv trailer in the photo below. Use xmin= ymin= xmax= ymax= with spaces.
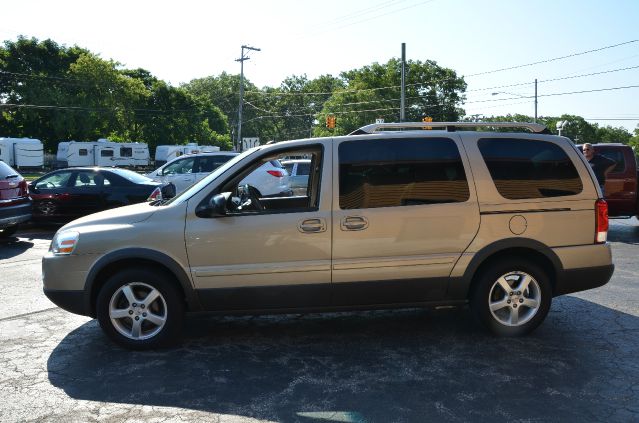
xmin=0 ymin=138 xmax=44 ymax=168
xmin=154 ymin=143 xmax=220 ymax=167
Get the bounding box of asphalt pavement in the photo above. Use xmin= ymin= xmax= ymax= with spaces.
xmin=1 ymin=221 xmax=639 ymax=422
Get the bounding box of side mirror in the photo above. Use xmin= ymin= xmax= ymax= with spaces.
xmin=28 ymin=182 xmax=37 ymax=193
xmin=196 ymin=193 xmax=228 ymax=218
xmin=161 ymin=183 xmax=176 ymax=199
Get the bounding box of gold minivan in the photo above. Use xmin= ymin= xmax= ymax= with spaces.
xmin=43 ymin=122 xmax=614 ymax=349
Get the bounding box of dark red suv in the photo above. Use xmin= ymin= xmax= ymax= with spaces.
xmin=0 ymin=161 xmax=31 ymax=237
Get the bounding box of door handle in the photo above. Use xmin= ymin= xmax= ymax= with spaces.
xmin=298 ymin=218 xmax=326 ymax=233
xmin=341 ymin=216 xmax=369 ymax=231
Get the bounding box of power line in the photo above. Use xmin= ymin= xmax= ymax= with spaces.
xmin=465 ymin=39 xmax=639 ymax=78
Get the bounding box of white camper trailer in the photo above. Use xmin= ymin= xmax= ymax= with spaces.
xmin=154 ymin=143 xmax=220 ymax=167
xmin=0 ymin=138 xmax=44 ymax=168
xmin=56 ymin=140 xmax=150 ymax=167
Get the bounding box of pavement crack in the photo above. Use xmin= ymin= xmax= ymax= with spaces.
xmin=0 ymin=307 xmax=59 ymax=322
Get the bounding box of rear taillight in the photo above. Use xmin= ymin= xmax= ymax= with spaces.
xmin=19 ymin=180 xmax=28 ymax=196
xmin=266 ymin=170 xmax=285 ymax=178
xmin=595 ymin=199 xmax=608 ymax=243
xmin=147 ymin=187 xmax=162 ymax=202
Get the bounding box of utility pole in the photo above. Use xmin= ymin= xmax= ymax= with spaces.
xmin=236 ymin=45 xmax=260 ymax=152
xmin=400 ymin=43 xmax=406 ymax=122
xmin=534 ymin=78 xmax=538 ymax=123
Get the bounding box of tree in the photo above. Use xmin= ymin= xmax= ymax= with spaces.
xmin=0 ymin=37 xmax=88 ymax=151
xmin=314 ymin=59 xmax=466 ymax=136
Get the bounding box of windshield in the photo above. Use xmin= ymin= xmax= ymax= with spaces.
xmin=108 ymin=168 xmax=155 ymax=184
xmin=163 ymin=149 xmax=257 ymax=205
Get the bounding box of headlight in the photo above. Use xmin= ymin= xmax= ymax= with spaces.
xmin=50 ymin=231 xmax=80 ymax=255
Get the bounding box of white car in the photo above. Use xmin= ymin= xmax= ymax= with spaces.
xmin=148 ymin=152 xmax=292 ymax=196
xmin=147 ymin=152 xmax=238 ymax=193
xmin=281 ymin=159 xmax=311 ymax=190
xmin=239 ymin=159 xmax=292 ymax=197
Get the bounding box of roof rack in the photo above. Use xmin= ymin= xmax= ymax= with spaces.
xmin=349 ymin=121 xmax=550 ymax=135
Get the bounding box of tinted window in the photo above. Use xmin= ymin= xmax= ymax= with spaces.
xmin=0 ymin=161 xmax=18 ymax=179
xmin=108 ymin=168 xmax=154 ymax=184
xmin=339 ymin=138 xmax=469 ymax=209
xmin=599 ymin=150 xmax=626 ymax=173
xmin=297 ymin=162 xmax=311 ymax=175
xmin=120 ymin=147 xmax=133 ymax=157
xmin=479 ymin=138 xmax=583 ymax=199
xmin=101 ymin=149 xmax=114 ymax=157
xmin=79 ymin=149 xmax=88 ymax=156
xmin=196 ymin=155 xmax=236 ymax=173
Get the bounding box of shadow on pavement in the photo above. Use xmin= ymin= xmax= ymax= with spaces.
xmin=47 ymin=296 xmax=639 ymax=422
xmin=0 ymin=237 xmax=35 ymax=258
xmin=609 ymin=219 xmax=639 ymax=245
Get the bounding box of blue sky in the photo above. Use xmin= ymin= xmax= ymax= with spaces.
xmin=2 ymin=0 xmax=638 ymax=132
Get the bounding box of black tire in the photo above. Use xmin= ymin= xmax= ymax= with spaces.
xmin=0 ymin=226 xmax=18 ymax=238
xmin=470 ymin=258 xmax=552 ymax=337
xmin=96 ymin=267 xmax=184 ymax=350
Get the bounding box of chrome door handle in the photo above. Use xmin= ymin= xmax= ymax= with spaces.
xmin=341 ymin=216 xmax=369 ymax=231
xmin=299 ymin=218 xmax=326 ymax=233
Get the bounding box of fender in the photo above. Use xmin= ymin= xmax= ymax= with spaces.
xmin=84 ymin=248 xmax=202 ymax=315
xmin=448 ymin=238 xmax=563 ymax=300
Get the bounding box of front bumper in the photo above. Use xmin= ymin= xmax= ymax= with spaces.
xmin=43 ymin=289 xmax=87 ymax=315
xmin=42 ymin=252 xmax=96 ymax=317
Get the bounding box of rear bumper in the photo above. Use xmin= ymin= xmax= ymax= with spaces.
xmin=554 ymin=264 xmax=615 ymax=296
xmin=553 ymin=243 xmax=614 ymax=296
xmin=0 ymin=201 xmax=31 ymax=228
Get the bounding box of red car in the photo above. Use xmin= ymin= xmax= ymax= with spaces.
xmin=0 ymin=161 xmax=31 ymax=237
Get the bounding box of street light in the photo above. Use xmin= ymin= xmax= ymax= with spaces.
xmin=491 ymin=79 xmax=538 ymax=123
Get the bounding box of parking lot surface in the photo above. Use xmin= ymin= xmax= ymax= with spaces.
xmin=1 ymin=222 xmax=639 ymax=422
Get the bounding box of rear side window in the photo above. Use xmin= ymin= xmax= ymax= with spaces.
xmin=79 ymin=149 xmax=88 ymax=156
xmin=478 ymin=138 xmax=583 ymax=199
xmin=120 ymin=147 xmax=133 ymax=157
xmin=339 ymin=137 xmax=470 ymax=209
xmin=101 ymin=150 xmax=114 ymax=157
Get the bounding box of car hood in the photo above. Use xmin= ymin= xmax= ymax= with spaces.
xmin=60 ymin=202 xmax=156 ymax=231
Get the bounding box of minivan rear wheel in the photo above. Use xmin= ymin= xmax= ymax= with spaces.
xmin=96 ymin=268 xmax=184 ymax=349
xmin=471 ymin=259 xmax=551 ymax=337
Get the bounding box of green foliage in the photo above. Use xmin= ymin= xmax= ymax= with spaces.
xmin=0 ymin=37 xmax=230 ymax=153
xmin=315 ymin=59 xmax=466 ymax=136
xmin=478 ymin=113 xmax=633 ymax=144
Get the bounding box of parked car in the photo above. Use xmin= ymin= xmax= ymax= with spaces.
xmin=576 ymin=143 xmax=638 ymax=218
xmin=29 ymin=167 xmax=173 ymax=224
xmin=147 ymin=152 xmax=239 ymax=194
xmin=281 ymin=159 xmax=311 ymax=191
xmin=0 ymin=161 xmax=31 ymax=237
xmin=147 ymin=152 xmax=292 ymax=196
xmin=43 ymin=122 xmax=613 ymax=349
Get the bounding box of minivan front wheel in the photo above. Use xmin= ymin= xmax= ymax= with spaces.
xmin=96 ymin=268 xmax=184 ymax=349
xmin=471 ymin=259 xmax=551 ymax=337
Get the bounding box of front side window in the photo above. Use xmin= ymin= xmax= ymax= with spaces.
xmin=35 ymin=171 xmax=72 ymax=189
xmin=218 ymin=147 xmax=322 ymax=214
xmin=163 ymin=157 xmax=195 ymax=175
xmin=101 ymin=149 xmax=114 ymax=157
xmin=79 ymin=149 xmax=88 ymax=156
xmin=339 ymin=138 xmax=469 ymax=210
xmin=479 ymin=138 xmax=583 ymax=199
